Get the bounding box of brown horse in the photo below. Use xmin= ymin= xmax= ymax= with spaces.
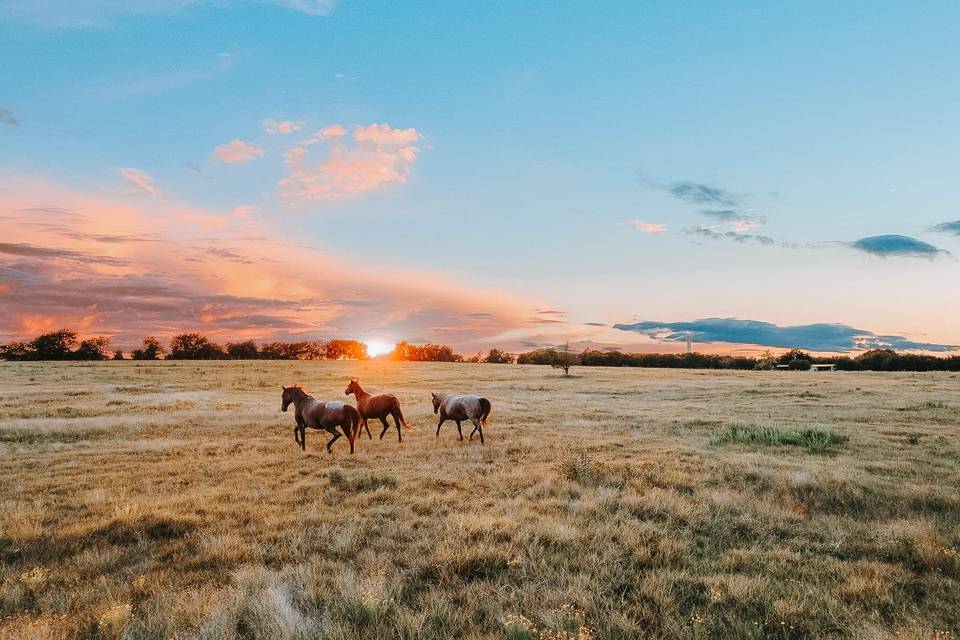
xmin=344 ymin=379 xmax=414 ymax=442
xmin=281 ymin=385 xmax=361 ymax=454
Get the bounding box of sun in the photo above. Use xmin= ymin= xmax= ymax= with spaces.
xmin=365 ymin=339 xmax=393 ymax=358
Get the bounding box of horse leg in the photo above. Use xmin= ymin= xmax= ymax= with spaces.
xmin=326 ymin=431 xmax=340 ymax=453
xmin=456 ymin=420 xmax=463 ymax=441
xmin=477 ymin=423 xmax=484 ymax=445
xmin=469 ymin=418 xmax=481 ymax=441
xmin=293 ymin=426 xmax=300 ymax=448
xmin=344 ymin=424 xmax=354 ymax=455
xmin=379 ymin=417 xmax=390 ymax=440
xmin=299 ymin=426 xmax=306 ymax=451
xmin=436 ymin=416 xmax=445 ymax=437
xmin=363 ymin=418 xmax=372 ymax=439
xmin=394 ymin=411 xmax=403 ymax=443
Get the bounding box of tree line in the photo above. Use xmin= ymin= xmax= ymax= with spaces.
xmin=2 ymin=330 xmax=959 ymax=371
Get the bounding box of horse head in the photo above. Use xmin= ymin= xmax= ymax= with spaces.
xmin=280 ymin=385 xmax=302 ymax=412
xmin=345 ymin=379 xmax=360 ymax=397
xmin=431 ymin=392 xmax=441 ymax=414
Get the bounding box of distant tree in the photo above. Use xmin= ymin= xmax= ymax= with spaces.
xmin=778 ymin=349 xmax=813 ymax=365
xmin=132 ymin=336 xmax=165 ymax=360
xmin=226 ymin=340 xmax=259 ymax=360
xmin=0 ymin=341 xmax=34 ymax=361
xmin=755 ymin=350 xmax=778 ymax=371
xmin=30 ymin=330 xmax=78 ymax=360
xmin=168 ymin=333 xmax=226 ymax=360
xmin=72 ymin=336 xmax=111 ymax=360
xmin=551 ymin=342 xmax=577 ymax=376
xmin=325 ymin=339 xmax=368 ymax=360
xmin=389 ymin=341 xmax=461 ymax=362
xmin=788 ymin=358 xmax=812 ymax=371
xmin=484 ymin=348 xmax=514 ymax=364
xmin=517 ymin=348 xmax=559 ymax=365
xmin=112 ymin=350 xmax=125 ymax=361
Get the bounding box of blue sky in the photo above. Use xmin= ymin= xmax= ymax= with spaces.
xmin=1 ymin=1 xmax=958 ymax=352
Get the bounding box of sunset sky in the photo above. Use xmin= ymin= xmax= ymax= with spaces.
xmin=2 ymin=1 xmax=959 ymax=354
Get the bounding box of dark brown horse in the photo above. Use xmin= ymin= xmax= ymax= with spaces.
xmin=281 ymin=385 xmax=360 ymax=454
xmin=344 ymin=379 xmax=414 ymax=442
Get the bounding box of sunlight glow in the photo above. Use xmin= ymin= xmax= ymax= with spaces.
xmin=365 ymin=340 xmax=393 ymax=357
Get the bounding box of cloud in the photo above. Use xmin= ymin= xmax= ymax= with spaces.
xmin=700 ymin=209 xmax=765 ymax=233
xmin=686 ymin=226 xmax=774 ymax=245
xmin=213 ymin=139 xmax=264 ymax=164
xmin=118 ymin=167 xmax=157 ymax=195
xmin=0 ymin=175 xmax=542 ymax=349
xmin=0 ymin=107 xmax=17 ymax=126
xmin=262 ymin=118 xmax=303 ymax=134
xmin=280 ymin=123 xmax=421 ymax=204
xmin=0 ymin=1 xmax=337 ymax=28
xmin=661 ymin=181 xmax=740 ymax=207
xmin=614 ymin=318 xmax=957 ymax=353
xmin=931 ymin=220 xmax=960 ymax=236
xmin=631 ymin=219 xmax=666 ymax=235
xmin=848 ymin=235 xmax=944 ymax=258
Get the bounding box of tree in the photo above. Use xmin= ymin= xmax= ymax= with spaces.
xmin=168 ymin=333 xmax=226 ymax=360
xmin=132 ymin=336 xmax=165 ymax=360
xmin=517 ymin=348 xmax=559 ymax=365
xmin=226 ymin=340 xmax=259 ymax=360
xmin=788 ymin=358 xmax=812 ymax=371
xmin=0 ymin=342 xmax=33 ymax=361
xmin=30 ymin=330 xmax=78 ymax=360
xmin=484 ymin=348 xmax=514 ymax=364
xmin=73 ymin=337 xmax=111 ymax=360
xmin=551 ymin=342 xmax=577 ymax=376
xmin=325 ymin=339 xmax=368 ymax=360
xmin=112 ymin=350 xmax=125 ymax=360
xmin=755 ymin=350 xmax=778 ymax=371
xmin=778 ymin=349 xmax=813 ymax=365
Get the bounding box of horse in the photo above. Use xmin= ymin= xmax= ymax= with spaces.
xmin=431 ymin=392 xmax=492 ymax=444
xmin=344 ymin=379 xmax=414 ymax=442
xmin=281 ymin=385 xmax=361 ymax=454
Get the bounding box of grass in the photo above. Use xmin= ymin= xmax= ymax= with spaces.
xmin=0 ymin=361 xmax=959 ymax=639
xmin=711 ymin=423 xmax=846 ymax=453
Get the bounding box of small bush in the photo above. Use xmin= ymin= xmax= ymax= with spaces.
xmin=711 ymin=423 xmax=844 ymax=453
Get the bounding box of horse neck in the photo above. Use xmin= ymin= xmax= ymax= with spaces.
xmin=353 ymin=384 xmax=371 ymax=401
xmin=290 ymin=389 xmax=310 ymax=407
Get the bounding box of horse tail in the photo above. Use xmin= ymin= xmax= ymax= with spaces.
xmin=394 ymin=399 xmax=415 ymax=430
xmin=479 ymin=398 xmax=492 ymax=425
xmin=346 ymin=405 xmax=361 ymax=443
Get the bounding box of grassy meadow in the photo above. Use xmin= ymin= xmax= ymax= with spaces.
xmin=1 ymin=361 xmax=959 ymax=639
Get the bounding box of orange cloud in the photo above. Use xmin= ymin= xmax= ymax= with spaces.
xmin=0 ymin=175 xmax=542 ymax=350
xmin=280 ymin=123 xmax=421 ymax=204
xmin=213 ymin=139 xmax=264 ymax=163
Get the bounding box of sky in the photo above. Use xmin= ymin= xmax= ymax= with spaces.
xmin=1 ymin=1 xmax=959 ymax=355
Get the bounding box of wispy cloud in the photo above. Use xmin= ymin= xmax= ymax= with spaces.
xmin=0 ymin=1 xmax=337 ymax=29
xmin=700 ymin=209 xmax=765 ymax=233
xmin=665 ymin=181 xmax=740 ymax=207
xmin=0 ymin=107 xmax=18 ymax=126
xmin=118 ymin=167 xmax=157 ymax=195
xmin=213 ymin=139 xmax=264 ymax=164
xmin=631 ymin=219 xmax=666 ymax=235
xmin=615 ymin=318 xmax=957 ymax=353
xmin=262 ymin=118 xmax=303 ymax=134
xmin=931 ymin=220 xmax=960 ymax=236
xmin=686 ymin=225 xmax=774 ymax=245
xmin=848 ymin=235 xmax=946 ymax=258
xmin=280 ymin=123 xmax=421 ymax=204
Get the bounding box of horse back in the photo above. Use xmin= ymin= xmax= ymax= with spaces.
xmin=360 ymin=393 xmax=399 ymax=418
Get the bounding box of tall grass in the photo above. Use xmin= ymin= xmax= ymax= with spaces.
xmin=712 ymin=423 xmax=845 ymax=453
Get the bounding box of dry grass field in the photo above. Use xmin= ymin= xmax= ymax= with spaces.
xmin=1 ymin=362 xmax=959 ymax=640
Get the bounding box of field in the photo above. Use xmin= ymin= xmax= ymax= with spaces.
xmin=1 ymin=362 xmax=959 ymax=640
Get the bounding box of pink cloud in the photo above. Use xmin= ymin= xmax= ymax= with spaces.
xmin=280 ymin=123 xmax=421 ymax=204
xmin=631 ymin=219 xmax=666 ymax=235
xmin=0 ymin=175 xmax=542 ymax=350
xmin=213 ymin=139 xmax=265 ymax=163
xmin=118 ymin=167 xmax=157 ymax=195
xmin=262 ymin=118 xmax=303 ymax=134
